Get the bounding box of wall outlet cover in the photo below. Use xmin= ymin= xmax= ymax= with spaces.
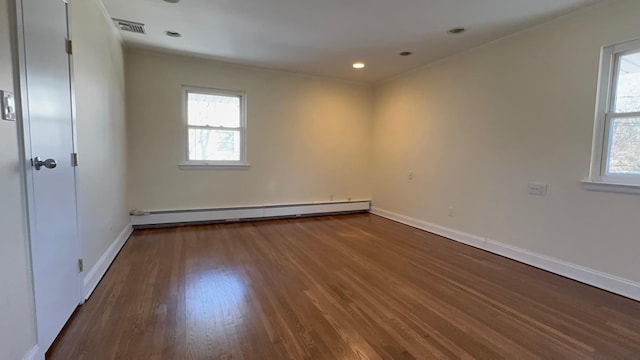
xmin=1 ymin=90 xmax=16 ymax=121
xmin=528 ymin=183 xmax=548 ymax=196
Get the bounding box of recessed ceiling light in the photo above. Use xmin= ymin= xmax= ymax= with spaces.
xmin=163 ymin=0 xmax=180 ymax=3
xmin=448 ymin=27 xmax=466 ymax=35
xmin=352 ymin=62 xmax=365 ymax=69
xmin=165 ymin=31 xmax=182 ymax=38
xmin=399 ymin=51 xmax=413 ymax=56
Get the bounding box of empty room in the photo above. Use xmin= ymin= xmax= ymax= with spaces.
xmin=2 ymin=0 xmax=640 ymax=359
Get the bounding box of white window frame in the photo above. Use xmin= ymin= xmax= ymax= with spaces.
xmin=179 ymin=86 xmax=249 ymax=170
xmin=584 ymin=38 xmax=640 ymax=194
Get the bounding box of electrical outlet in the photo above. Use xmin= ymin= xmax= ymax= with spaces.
xmin=330 ymin=194 xmax=333 ymax=201
xmin=528 ymin=183 xmax=547 ymax=196
xmin=1 ymin=90 xmax=16 ymax=121
xmin=448 ymin=206 xmax=454 ymax=217
xmin=408 ymin=171 xmax=414 ymax=180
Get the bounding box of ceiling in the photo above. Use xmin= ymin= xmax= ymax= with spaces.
xmin=101 ymin=0 xmax=602 ymax=83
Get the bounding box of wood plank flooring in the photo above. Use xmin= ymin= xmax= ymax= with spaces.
xmin=48 ymin=214 xmax=640 ymax=359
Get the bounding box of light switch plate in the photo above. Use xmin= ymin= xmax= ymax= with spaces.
xmin=1 ymin=90 xmax=16 ymax=121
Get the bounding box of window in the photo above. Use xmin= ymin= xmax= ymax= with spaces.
xmin=180 ymin=87 xmax=248 ymax=169
xmin=586 ymin=39 xmax=640 ymax=193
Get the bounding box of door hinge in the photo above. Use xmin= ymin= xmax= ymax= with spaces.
xmin=65 ymin=39 xmax=73 ymax=55
xmin=71 ymin=152 xmax=78 ymax=167
xmin=78 ymin=259 xmax=84 ymax=273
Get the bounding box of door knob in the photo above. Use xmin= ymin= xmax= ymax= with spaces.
xmin=33 ymin=157 xmax=57 ymax=170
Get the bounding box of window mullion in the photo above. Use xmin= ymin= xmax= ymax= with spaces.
xmin=607 ymin=111 xmax=640 ymax=119
xmin=187 ymin=125 xmax=241 ymax=131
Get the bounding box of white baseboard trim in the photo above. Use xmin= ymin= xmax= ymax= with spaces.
xmin=83 ymin=224 xmax=134 ymax=300
xmin=23 ymin=345 xmax=42 ymax=360
xmin=370 ymin=207 xmax=640 ymax=302
xmin=130 ymin=200 xmax=371 ymax=226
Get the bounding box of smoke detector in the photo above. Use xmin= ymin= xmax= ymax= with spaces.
xmin=113 ymin=19 xmax=146 ymax=34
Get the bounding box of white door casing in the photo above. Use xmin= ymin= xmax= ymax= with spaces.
xmin=15 ymin=0 xmax=82 ymax=352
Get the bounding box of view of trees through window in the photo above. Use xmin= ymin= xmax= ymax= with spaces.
xmin=608 ymin=52 xmax=640 ymax=175
xmin=187 ymin=92 xmax=242 ymax=162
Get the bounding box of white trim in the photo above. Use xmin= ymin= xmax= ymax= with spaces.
xmin=131 ymin=201 xmax=371 ymax=226
xmin=589 ymin=43 xmax=614 ymax=179
xmin=83 ymin=224 xmax=133 ymax=300
xmin=12 ymin=0 xmax=41 ymax=350
xmin=182 ymin=86 xmax=248 ymax=166
xmin=612 ymin=37 xmax=640 ymax=54
xmin=178 ymin=162 xmax=250 ymax=170
xmin=22 ymin=345 xmax=43 ymax=360
xmin=65 ymin=0 xmax=86 ymax=306
xmin=589 ymin=38 xmax=640 ymax=188
xmin=581 ymin=180 xmax=640 ymax=195
xmin=370 ymin=207 xmax=640 ymax=302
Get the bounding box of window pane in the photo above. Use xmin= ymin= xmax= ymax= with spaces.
xmin=188 ymin=92 xmax=240 ymax=127
xmin=614 ymin=52 xmax=640 ymax=113
xmin=188 ymin=128 xmax=241 ymax=161
xmin=607 ymin=117 xmax=640 ymax=175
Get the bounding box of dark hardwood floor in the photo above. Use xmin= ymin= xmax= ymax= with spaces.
xmin=48 ymin=214 xmax=640 ymax=359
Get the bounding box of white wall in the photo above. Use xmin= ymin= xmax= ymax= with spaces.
xmin=71 ymin=0 xmax=129 ymax=273
xmin=372 ymin=0 xmax=640 ymax=282
xmin=0 ymin=0 xmax=37 ymax=359
xmin=126 ymin=50 xmax=372 ymax=212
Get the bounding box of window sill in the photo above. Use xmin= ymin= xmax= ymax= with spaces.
xmin=178 ymin=162 xmax=250 ymax=170
xmin=581 ymin=180 xmax=640 ymax=195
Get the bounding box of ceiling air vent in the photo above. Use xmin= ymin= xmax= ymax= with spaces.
xmin=113 ymin=19 xmax=146 ymax=34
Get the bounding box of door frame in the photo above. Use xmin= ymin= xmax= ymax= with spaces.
xmin=12 ymin=0 xmax=85 ymax=350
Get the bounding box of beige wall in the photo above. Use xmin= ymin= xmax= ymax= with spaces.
xmin=1 ymin=1 xmax=639 ymax=357
xmin=126 ymin=50 xmax=372 ymax=211
xmin=372 ymin=0 xmax=640 ymax=282
xmin=71 ymin=0 xmax=129 ymax=275
xmin=0 ymin=0 xmax=37 ymax=359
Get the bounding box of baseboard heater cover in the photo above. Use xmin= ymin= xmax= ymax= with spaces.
xmin=131 ymin=200 xmax=371 ymax=227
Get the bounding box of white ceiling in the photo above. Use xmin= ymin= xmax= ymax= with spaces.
xmin=101 ymin=0 xmax=602 ymax=83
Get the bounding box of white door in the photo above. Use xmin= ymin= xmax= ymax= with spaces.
xmin=18 ymin=0 xmax=81 ymax=351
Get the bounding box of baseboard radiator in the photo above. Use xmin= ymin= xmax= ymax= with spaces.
xmin=131 ymin=200 xmax=371 ymax=228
